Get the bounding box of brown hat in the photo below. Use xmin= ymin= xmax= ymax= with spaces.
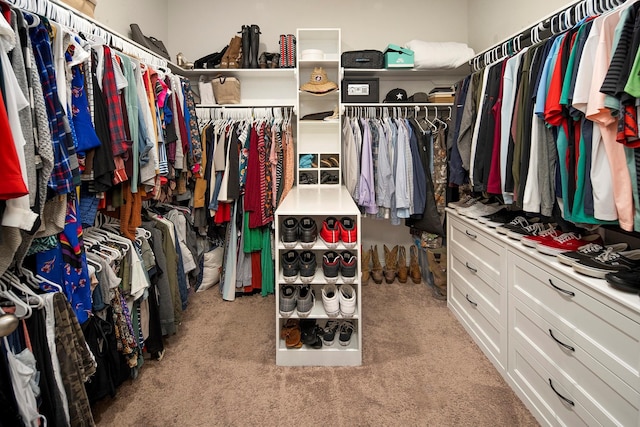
xmin=300 ymin=67 xmax=338 ymax=95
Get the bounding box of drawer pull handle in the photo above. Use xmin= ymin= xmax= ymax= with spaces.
xmin=548 ymin=279 xmax=575 ymax=297
xmin=549 ymin=329 xmax=575 ymax=352
xmin=465 ymin=294 xmax=478 ymax=307
xmin=548 ymin=379 xmax=575 ymax=407
xmin=465 ymin=262 xmax=477 ymax=273
xmin=465 ymin=230 xmax=477 ymax=239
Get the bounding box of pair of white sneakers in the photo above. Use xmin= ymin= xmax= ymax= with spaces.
xmin=321 ymin=283 xmax=356 ymax=317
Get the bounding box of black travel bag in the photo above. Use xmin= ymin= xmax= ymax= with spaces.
xmin=341 ymin=50 xmax=384 ymax=69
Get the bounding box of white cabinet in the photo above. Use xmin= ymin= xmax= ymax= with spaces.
xmin=296 ymin=28 xmax=342 ymax=186
xmin=274 ymin=186 xmax=361 ymax=366
xmin=446 ymin=209 xmax=640 ymax=427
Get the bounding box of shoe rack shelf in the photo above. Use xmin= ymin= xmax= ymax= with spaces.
xmin=275 ymin=186 xmax=362 ymax=366
xmin=296 ymin=28 xmax=342 ymax=187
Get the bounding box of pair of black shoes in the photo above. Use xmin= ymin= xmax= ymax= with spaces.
xmin=281 ymin=216 xmax=318 ymax=248
xmin=239 ymin=24 xmax=261 ymax=68
xmin=605 ymin=267 xmax=640 ymax=294
xmin=300 ymin=319 xmax=323 ymax=349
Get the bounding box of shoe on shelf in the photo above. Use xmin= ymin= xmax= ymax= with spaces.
xmin=299 ymin=250 xmax=317 ymax=283
xmin=447 ymin=194 xmax=474 ymax=209
xmin=319 ymin=216 xmax=340 ymax=248
xmin=454 ymin=197 xmax=485 ymax=214
xmin=536 ymin=233 xmax=603 ymax=256
xmin=339 ymin=284 xmax=356 ymax=317
xmin=604 ymin=268 xmax=640 ymax=293
xmin=321 ymin=283 xmax=340 ymax=317
xmin=339 ymin=217 xmax=357 ymax=248
xmin=281 ymin=217 xmax=299 ymax=248
xmin=496 ymin=216 xmax=537 ymax=235
xmin=478 ymin=207 xmax=520 ymax=226
xmin=321 ymin=320 xmax=340 ymax=346
xmin=296 ymin=284 xmax=315 ymax=317
xmin=340 ymin=251 xmax=357 ymax=284
xmin=338 ymin=321 xmax=355 ymax=346
xmin=505 ymin=220 xmax=545 ymax=240
xmin=279 ymin=285 xmax=298 ymax=317
xmin=572 ymin=248 xmax=640 ymax=278
xmin=322 ymin=251 xmax=341 ymax=284
xmin=556 ymin=242 xmax=629 ymax=266
xmin=281 ymin=319 xmax=302 ymax=348
xmin=300 ymin=319 xmax=319 ymax=346
xmin=520 ymin=224 xmax=558 ymax=247
xmin=461 ymin=202 xmax=504 ymax=220
xmin=299 ymin=217 xmax=318 ymax=248
xmin=281 ymin=250 xmax=299 ymax=283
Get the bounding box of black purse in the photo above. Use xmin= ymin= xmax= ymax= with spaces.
xmin=130 ymin=24 xmax=170 ymax=60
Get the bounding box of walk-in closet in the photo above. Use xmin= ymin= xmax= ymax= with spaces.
xmin=1 ymin=0 xmax=638 ymax=425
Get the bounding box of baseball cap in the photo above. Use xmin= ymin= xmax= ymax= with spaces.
xmin=384 ymin=88 xmax=408 ymax=103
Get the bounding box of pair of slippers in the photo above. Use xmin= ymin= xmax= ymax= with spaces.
xmin=320 ymin=157 xmax=339 ymax=168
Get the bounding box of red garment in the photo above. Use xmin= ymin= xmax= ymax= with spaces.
xmin=0 ymin=93 xmax=28 ymax=200
xmin=102 ymin=46 xmax=129 ymax=156
xmin=214 ymin=202 xmax=231 ymax=224
xmin=244 ymin=126 xmax=262 ymax=228
xmin=544 ymin=34 xmax=567 ymax=127
xmin=487 ymin=60 xmax=508 ymax=194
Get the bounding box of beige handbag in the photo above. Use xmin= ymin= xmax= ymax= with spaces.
xmin=211 ymin=75 xmax=241 ymax=105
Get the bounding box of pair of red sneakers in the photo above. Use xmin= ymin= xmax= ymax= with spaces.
xmin=319 ymin=217 xmax=357 ymax=249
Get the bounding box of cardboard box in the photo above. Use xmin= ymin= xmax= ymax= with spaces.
xmin=427 ymin=93 xmax=455 ymax=103
xmin=342 ymin=78 xmax=379 ymax=103
xmin=384 ymin=44 xmax=414 ymax=68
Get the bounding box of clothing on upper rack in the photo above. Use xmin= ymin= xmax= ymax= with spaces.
xmin=450 ymin=0 xmax=640 ymax=232
xmin=342 ymin=107 xmax=449 ymax=234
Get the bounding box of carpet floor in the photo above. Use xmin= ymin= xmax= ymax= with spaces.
xmin=91 ymin=281 xmax=539 ymax=426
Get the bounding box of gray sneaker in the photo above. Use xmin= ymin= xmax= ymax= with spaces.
xmin=296 ymin=284 xmax=315 ymax=317
xmin=279 ymin=285 xmax=298 ymax=317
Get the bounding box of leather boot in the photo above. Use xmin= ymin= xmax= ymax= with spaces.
xmin=409 ymin=244 xmax=422 ymax=284
xmin=361 ymin=246 xmax=371 ymax=285
xmin=249 ymin=24 xmax=261 ymax=68
xmin=240 ymin=25 xmax=250 ymax=68
xmin=371 ymin=245 xmax=384 ymax=284
xmin=427 ymin=247 xmax=447 ymax=300
xmin=226 ymin=35 xmax=243 ymax=69
xmin=383 ymin=244 xmax=398 ymax=284
xmin=397 ymin=246 xmax=408 ymax=284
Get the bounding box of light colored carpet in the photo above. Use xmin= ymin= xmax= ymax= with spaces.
xmin=92 ymin=281 xmax=539 ymax=427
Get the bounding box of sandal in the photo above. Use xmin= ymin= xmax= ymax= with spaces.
xmin=281 ymin=319 xmax=302 ymax=348
xmin=329 ymin=156 xmax=339 ymax=167
xmin=320 ymin=159 xmax=332 ymax=168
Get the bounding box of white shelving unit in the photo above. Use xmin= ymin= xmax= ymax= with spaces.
xmin=296 ymin=28 xmax=342 ymax=186
xmin=274 ymin=186 xmax=362 ymax=367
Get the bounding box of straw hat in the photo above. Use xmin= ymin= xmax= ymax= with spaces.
xmin=300 ymin=67 xmax=338 ymax=95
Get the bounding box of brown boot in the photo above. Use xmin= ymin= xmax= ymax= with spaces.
xmin=383 ymin=245 xmax=398 ymax=284
xmin=361 ymin=246 xmax=372 ymax=285
xmin=427 ymin=247 xmax=447 ymax=300
xmin=221 ymin=36 xmax=243 ymax=69
xmin=409 ymin=244 xmax=422 ymax=284
xmin=397 ymin=246 xmax=408 ymax=283
xmin=371 ymin=245 xmax=384 ymax=284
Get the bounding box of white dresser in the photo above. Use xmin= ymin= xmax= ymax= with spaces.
xmin=447 ymin=209 xmax=640 ymax=426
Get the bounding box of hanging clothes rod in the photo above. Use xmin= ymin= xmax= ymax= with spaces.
xmin=195 ymin=104 xmax=296 ymax=108
xmin=469 ymin=0 xmax=628 ymax=71
xmin=342 ymin=103 xmax=453 ymax=107
xmin=4 ymin=0 xmax=170 ymax=70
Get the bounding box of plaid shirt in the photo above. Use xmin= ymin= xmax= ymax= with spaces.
xmin=102 ymin=46 xmax=129 ymax=156
xmin=28 ymin=16 xmax=75 ymax=194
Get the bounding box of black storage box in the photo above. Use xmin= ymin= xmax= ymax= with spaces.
xmin=341 ymin=50 xmax=384 ymax=69
xmin=342 ymin=78 xmax=380 ymax=103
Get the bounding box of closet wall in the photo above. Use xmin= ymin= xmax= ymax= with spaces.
xmin=467 ymin=0 xmax=569 ymax=52
xmin=165 ymin=0 xmax=469 ymax=62
xmin=94 ymin=0 xmax=168 ymax=47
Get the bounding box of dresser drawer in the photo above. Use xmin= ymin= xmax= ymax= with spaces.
xmin=449 ymin=267 xmax=506 ymax=370
xmin=449 ymin=215 xmax=504 ymax=283
xmin=510 ymin=340 xmax=600 ymax=427
xmin=451 ymin=245 xmax=504 ymax=323
xmin=511 ymin=295 xmax=639 ymax=426
xmin=510 ymin=252 xmax=640 ymax=392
